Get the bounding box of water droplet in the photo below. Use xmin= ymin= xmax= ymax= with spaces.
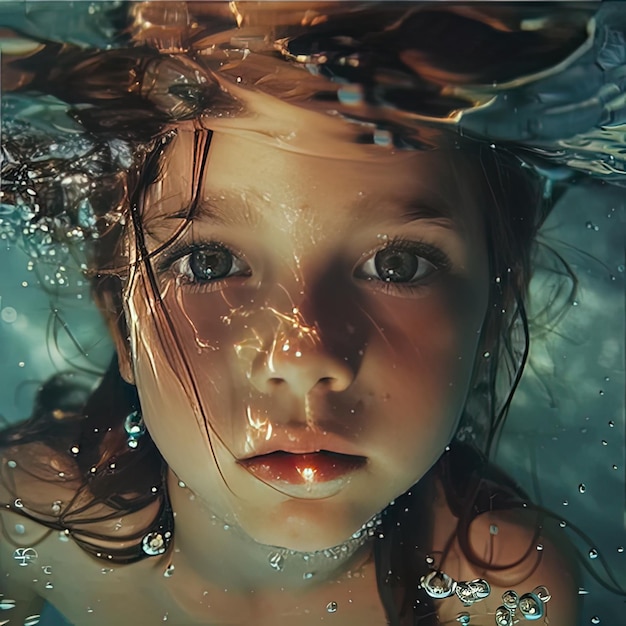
xmin=13 ymin=547 xmax=38 ymax=567
xmin=589 ymin=548 xmax=598 ymax=559
xmin=532 ymin=586 xmax=551 ymax=602
xmin=268 ymin=552 xmax=284 ymax=572
xmin=578 ymin=483 xmax=586 ymax=494
xmin=326 ymin=601 xmax=338 ymax=613
xmin=14 ymin=523 xmax=25 ymax=535
xmin=419 ymin=571 xmax=456 ymax=599
xmin=501 ymin=590 xmax=518 ymax=609
xmin=142 ymin=532 xmax=167 ymax=556
xmin=495 ymin=606 xmax=513 ymax=626
xmin=518 ymin=592 xmax=544 ymax=619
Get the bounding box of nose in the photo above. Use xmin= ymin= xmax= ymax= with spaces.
xmin=249 ymin=325 xmax=356 ymax=396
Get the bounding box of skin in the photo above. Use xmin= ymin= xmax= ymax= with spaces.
xmin=119 ymin=126 xmax=490 ymax=558
xmin=0 ymin=116 xmax=578 ymax=625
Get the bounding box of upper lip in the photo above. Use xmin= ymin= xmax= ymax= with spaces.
xmin=238 ymin=427 xmax=365 ymax=461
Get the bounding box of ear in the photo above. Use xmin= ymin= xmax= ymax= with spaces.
xmin=94 ymin=281 xmax=136 ymax=386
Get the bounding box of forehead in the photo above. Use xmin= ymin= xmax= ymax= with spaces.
xmin=145 ymin=127 xmax=485 ymax=232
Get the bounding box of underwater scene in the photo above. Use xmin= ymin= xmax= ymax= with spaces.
xmin=0 ymin=2 xmax=624 ymax=625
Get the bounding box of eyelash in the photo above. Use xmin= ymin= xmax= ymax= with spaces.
xmin=156 ymin=240 xmax=250 ymax=290
xmin=356 ymin=237 xmax=451 ymax=294
xmin=156 ymin=236 xmax=451 ymax=292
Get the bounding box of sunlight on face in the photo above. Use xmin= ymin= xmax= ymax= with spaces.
xmin=122 ymin=123 xmax=490 ymax=551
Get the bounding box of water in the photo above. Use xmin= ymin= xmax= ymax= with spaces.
xmin=0 ymin=2 xmax=624 ymax=625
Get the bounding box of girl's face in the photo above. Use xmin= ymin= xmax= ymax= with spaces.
xmin=119 ymin=127 xmax=490 ymax=551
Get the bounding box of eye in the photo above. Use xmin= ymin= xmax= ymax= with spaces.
xmin=357 ymin=242 xmax=446 ymax=284
xmin=169 ymin=243 xmax=250 ymax=284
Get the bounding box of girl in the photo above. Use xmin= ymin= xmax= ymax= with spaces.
xmin=0 ymin=2 xmax=605 ymax=624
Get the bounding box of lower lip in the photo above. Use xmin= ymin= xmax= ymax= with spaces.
xmin=239 ymin=451 xmax=366 ymax=496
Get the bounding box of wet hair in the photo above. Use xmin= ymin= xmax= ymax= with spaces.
xmin=0 ymin=4 xmax=586 ymax=624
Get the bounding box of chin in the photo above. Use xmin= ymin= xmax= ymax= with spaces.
xmin=237 ymin=496 xmax=379 ymax=552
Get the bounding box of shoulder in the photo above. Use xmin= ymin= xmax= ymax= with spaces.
xmin=436 ymin=506 xmax=579 ymax=626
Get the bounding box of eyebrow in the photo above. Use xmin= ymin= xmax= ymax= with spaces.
xmin=158 ymin=189 xmax=458 ymax=230
xmin=161 ymin=189 xmax=263 ymax=226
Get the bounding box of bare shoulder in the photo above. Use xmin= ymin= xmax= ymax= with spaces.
xmin=437 ymin=507 xmax=579 ymax=626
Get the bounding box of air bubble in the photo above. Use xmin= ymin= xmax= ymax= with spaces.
xmin=588 ymin=548 xmax=598 ymax=559
xmin=578 ymin=483 xmax=586 ymax=493
xmin=518 ymin=592 xmax=544 ymax=619
xmin=585 ymin=221 xmax=599 ymax=231
xmin=502 ymin=590 xmax=518 ymax=609
xmin=495 ymin=606 xmax=512 ymax=626
xmin=268 ymin=552 xmax=284 ymax=572
xmin=591 ymin=617 xmax=600 ymax=624
xmin=326 ymin=601 xmax=338 ymax=613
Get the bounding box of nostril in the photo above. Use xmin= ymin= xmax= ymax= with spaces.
xmin=268 ymin=377 xmax=285 ymax=388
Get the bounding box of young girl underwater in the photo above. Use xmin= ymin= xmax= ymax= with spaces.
xmin=0 ymin=2 xmax=621 ymax=625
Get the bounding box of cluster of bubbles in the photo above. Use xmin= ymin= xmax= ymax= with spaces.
xmin=1 ymin=95 xmax=136 ymax=291
xmin=420 ymin=570 xmax=551 ymax=625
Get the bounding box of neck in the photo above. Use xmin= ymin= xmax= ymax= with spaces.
xmin=163 ymin=468 xmax=378 ymax=592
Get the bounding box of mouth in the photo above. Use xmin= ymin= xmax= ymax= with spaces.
xmin=238 ymin=450 xmax=367 ymax=495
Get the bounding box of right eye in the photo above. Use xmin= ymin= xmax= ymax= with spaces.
xmin=169 ymin=243 xmax=250 ymax=284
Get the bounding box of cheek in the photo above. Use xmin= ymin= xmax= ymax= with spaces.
xmin=360 ymin=280 xmax=486 ymax=441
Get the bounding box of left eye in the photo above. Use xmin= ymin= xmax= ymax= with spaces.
xmin=358 ymin=246 xmax=439 ymax=283
xmin=171 ymin=243 xmax=249 ymax=283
